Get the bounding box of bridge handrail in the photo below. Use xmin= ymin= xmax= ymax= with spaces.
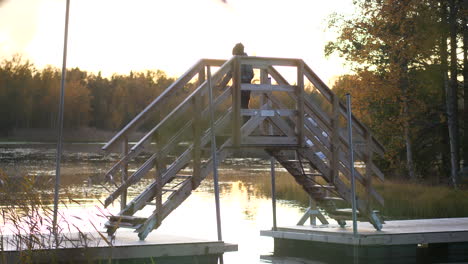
xmin=102 ymin=58 xmax=226 ymax=153
xmin=129 ymin=59 xmax=233 ymax=154
xmin=302 ymin=63 xmax=386 ymax=155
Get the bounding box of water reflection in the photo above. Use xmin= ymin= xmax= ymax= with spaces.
xmin=2 ymin=144 xmax=389 ymax=264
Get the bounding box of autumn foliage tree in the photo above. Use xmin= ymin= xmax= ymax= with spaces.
xmin=326 ymin=0 xmax=465 ymax=184
xmin=0 ymin=56 xmax=177 ymax=135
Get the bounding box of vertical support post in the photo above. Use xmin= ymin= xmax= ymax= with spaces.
xmin=120 ymin=136 xmax=128 ymax=210
xmin=198 ymin=66 xmax=206 ymax=108
xmin=331 ymin=95 xmax=340 ymax=184
xmin=192 ymin=95 xmax=202 ymax=189
xmin=232 ymin=57 xmax=242 ymax=146
xmin=155 ymin=160 xmax=162 ymax=228
xmin=365 ymin=131 xmax=373 ymax=213
xmin=53 ymin=0 xmax=70 ymax=242
xmin=309 ymin=196 xmax=317 ymax=225
xmin=153 ymin=110 xmax=166 ymax=217
xmin=296 ymin=60 xmax=305 ymax=147
xmin=208 ymin=66 xmax=223 ymax=242
xmin=346 ymin=94 xmax=358 ymax=238
xmin=260 ymin=69 xmax=268 ymax=134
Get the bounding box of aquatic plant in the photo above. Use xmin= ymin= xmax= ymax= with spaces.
xmin=0 ymin=169 xmax=111 ymax=263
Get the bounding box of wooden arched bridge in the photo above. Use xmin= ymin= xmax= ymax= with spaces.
xmin=100 ymin=56 xmax=386 ymax=240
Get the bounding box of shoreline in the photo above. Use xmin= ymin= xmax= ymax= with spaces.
xmin=0 ymin=127 xmax=147 ymax=143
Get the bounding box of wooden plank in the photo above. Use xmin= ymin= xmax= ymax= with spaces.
xmin=259 ymin=69 xmax=270 ymax=134
xmin=120 ymin=137 xmax=128 ymax=210
xmin=241 ymin=114 xmax=267 ymax=137
xmin=267 ymin=66 xmax=289 ymax=86
xmin=232 ymin=57 xmax=241 ymax=146
xmin=136 ymin=179 xmax=193 ymax=239
xmin=119 ymin=109 xmax=233 ymax=215
xmin=365 ymin=131 xmax=373 ymax=211
xmin=128 ymin=66 xmax=232 ymax=157
xmin=296 ymin=60 xmax=305 ymax=147
xmin=371 ymin=162 xmax=385 ymax=182
xmin=297 ymin=148 xmax=369 ymax=213
xmin=268 ymin=115 xmax=296 ymax=137
xmin=303 ymin=62 xmax=385 ymax=156
xmin=240 ymin=56 xmax=300 ymax=67
xmin=104 ymin=58 xmax=233 ymax=154
xmin=241 ymin=109 xmax=296 ymax=117
xmin=104 ymin=154 xmax=157 ymax=207
xmin=3 ymin=230 xmax=237 ymax=261
xmin=330 ymin=95 xmax=340 ymax=184
xmin=242 ymin=136 xmax=298 ymax=145
xmin=241 ymin=83 xmax=296 ymax=93
xmin=191 ymin=95 xmax=202 ymax=189
xmin=263 ymin=218 xmax=468 ymax=245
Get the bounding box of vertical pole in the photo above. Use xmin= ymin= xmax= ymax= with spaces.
xmin=208 ymin=66 xmax=223 ymax=242
xmin=260 ymin=69 xmax=268 ymax=134
xmin=346 ymin=94 xmax=358 ymax=238
xmin=309 ymin=193 xmax=317 ymax=225
xmin=232 ymin=57 xmax=241 ymax=146
xmin=296 ymin=60 xmax=305 ymax=147
xmin=120 ymin=136 xmax=128 ymax=210
xmin=155 ymin=160 xmax=162 ymax=228
xmin=191 ymin=96 xmax=202 ymax=189
xmin=263 ymin=74 xmax=277 ymax=231
xmin=53 ymin=0 xmax=70 ymax=244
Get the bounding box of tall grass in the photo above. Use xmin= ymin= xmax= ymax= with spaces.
xmin=373 ymin=181 xmax=468 ymax=219
xmin=251 ymin=170 xmax=468 ymax=220
xmin=0 ymin=169 xmax=111 ymax=263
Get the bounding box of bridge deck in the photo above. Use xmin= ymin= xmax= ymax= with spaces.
xmin=261 ymin=217 xmax=468 ymax=246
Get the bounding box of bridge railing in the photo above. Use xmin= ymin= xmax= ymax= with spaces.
xmin=101 ymin=56 xmax=385 ymax=212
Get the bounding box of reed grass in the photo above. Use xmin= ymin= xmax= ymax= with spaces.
xmin=373 ymin=181 xmax=468 ymax=219
xmin=0 ymin=169 xmax=111 ymax=263
xmin=251 ymin=169 xmax=468 ymax=220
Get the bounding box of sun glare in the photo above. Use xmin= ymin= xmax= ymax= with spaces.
xmin=0 ymin=0 xmax=354 ymax=83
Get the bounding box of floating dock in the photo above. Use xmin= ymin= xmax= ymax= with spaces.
xmin=2 ymin=230 xmax=236 ymax=263
xmin=261 ymin=217 xmax=468 ymax=263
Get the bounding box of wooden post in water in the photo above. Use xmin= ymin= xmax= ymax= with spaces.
xmin=207 ymin=66 xmax=223 ymax=242
xmin=53 ymin=0 xmax=70 ymax=245
xmin=346 ymin=94 xmax=358 ymax=237
xmin=261 ymin=71 xmax=277 ymax=231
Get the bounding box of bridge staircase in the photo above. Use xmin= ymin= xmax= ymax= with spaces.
xmin=100 ymin=56 xmax=386 ymax=240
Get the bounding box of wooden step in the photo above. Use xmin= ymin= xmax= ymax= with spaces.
xmin=174 ymin=174 xmax=191 ymax=179
xmin=327 ymin=208 xmax=370 ymax=221
xmin=309 ymin=184 xmax=336 ymax=189
xmin=304 ymin=173 xmax=322 ymax=177
xmin=106 ymin=215 xmax=147 ymax=229
xmin=320 ymin=196 xmax=344 ymax=202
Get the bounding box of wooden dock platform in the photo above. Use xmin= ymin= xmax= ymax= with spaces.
xmin=2 ymin=230 xmax=237 ymax=263
xmin=261 ymin=218 xmax=468 ymax=263
xmin=261 ymin=217 xmax=468 ymax=245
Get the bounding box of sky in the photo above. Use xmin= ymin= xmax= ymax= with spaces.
xmin=0 ymin=0 xmax=355 ymax=85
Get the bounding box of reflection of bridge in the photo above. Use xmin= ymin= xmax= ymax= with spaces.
xmin=101 ymin=56 xmax=385 ymax=241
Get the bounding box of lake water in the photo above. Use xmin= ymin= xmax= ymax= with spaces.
xmin=0 ymin=143 xmax=324 ymax=263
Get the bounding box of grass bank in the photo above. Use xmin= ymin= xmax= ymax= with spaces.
xmin=253 ymin=171 xmax=468 ymax=220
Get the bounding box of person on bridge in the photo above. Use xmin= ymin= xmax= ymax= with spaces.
xmin=232 ymin=43 xmax=254 ymax=123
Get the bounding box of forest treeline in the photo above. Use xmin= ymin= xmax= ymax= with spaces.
xmin=0 ymin=55 xmax=180 ymax=133
xmin=326 ymin=0 xmax=466 ymax=185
